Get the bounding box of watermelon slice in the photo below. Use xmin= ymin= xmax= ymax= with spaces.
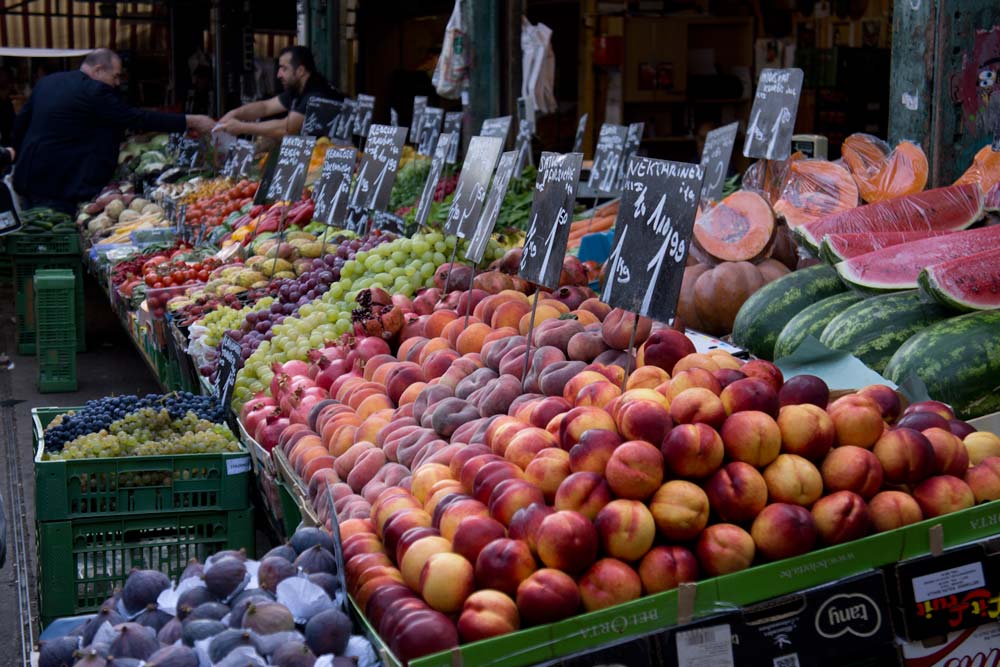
xmin=986 ymin=183 xmax=1000 ymax=212
xmin=835 ymin=225 xmax=1000 ymax=293
xmin=918 ymin=247 xmax=1000 ymax=311
xmin=797 ymin=183 xmax=984 ymax=251
xmin=819 ymin=230 xmax=955 ymax=264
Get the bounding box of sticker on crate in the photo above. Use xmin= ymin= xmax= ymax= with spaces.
xmin=901 ymin=623 xmax=1000 ymax=666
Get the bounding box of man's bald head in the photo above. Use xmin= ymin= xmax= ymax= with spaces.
xmin=81 ymin=49 xmax=122 ymax=87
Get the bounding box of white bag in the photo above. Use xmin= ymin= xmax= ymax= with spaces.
xmin=432 ymin=0 xmax=468 ymax=99
xmin=521 ymin=18 xmax=557 ymax=116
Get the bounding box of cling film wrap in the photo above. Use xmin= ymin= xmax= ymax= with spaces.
xmin=797 ymin=183 xmax=986 ymax=249
xmin=955 ymin=143 xmax=1000 ymax=194
xmin=841 ymin=133 xmax=928 ymax=203
xmin=740 ymin=152 xmax=804 ymax=205
xmin=772 ymin=158 xmax=859 ymax=228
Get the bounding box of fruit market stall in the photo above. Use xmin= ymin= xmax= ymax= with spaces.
xmin=8 ymin=77 xmax=1000 ymax=667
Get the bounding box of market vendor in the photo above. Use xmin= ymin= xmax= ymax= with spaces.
xmin=216 ymin=46 xmax=343 ymax=139
xmin=10 ymin=49 xmax=215 ymax=215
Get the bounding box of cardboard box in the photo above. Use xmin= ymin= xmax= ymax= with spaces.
xmin=892 ymin=537 xmax=1000 ymax=641
xmin=901 ymin=623 xmax=1000 ymax=666
xmin=657 ymin=572 xmax=901 ymax=667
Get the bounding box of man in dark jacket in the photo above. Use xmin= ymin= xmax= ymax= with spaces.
xmin=12 ymin=49 xmax=214 ymax=214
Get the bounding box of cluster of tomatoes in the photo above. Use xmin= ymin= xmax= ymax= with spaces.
xmin=142 ymin=253 xmax=223 ymax=289
xmin=183 ymin=180 xmax=257 ymax=232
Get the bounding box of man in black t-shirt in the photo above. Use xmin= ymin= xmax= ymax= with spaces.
xmin=217 ymin=46 xmax=342 ymax=138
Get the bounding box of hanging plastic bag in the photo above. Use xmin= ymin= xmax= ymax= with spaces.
xmin=432 ymin=0 xmax=468 ymax=99
xmin=521 ymin=18 xmax=557 ymax=116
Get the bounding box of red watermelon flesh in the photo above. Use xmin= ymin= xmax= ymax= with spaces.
xmin=836 ymin=224 xmax=1000 ymax=292
xmin=819 ymin=230 xmax=955 ymax=263
xmin=986 ymin=183 xmax=1000 ymax=212
xmin=919 ymin=246 xmax=1000 ymax=311
xmin=798 ymin=183 xmax=984 ymax=250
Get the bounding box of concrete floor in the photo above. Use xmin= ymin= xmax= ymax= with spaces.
xmin=0 ymin=272 xmax=161 ymax=665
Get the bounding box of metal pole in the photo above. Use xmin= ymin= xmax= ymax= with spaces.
xmin=212 ymin=0 xmax=224 ymax=118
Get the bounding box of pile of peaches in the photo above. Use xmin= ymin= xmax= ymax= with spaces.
xmin=257 ymin=285 xmax=1000 ymax=664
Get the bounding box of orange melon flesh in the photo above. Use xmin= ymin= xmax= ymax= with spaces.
xmin=693 ymin=190 xmax=775 ymax=263
xmin=842 ymin=134 xmax=928 ymax=203
xmin=774 ymin=159 xmax=859 ymax=228
xmin=955 ymin=144 xmax=1000 ymax=193
xmin=741 ymin=152 xmax=805 ymax=205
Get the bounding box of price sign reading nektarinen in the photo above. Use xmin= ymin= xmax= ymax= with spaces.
xmin=602 ymin=156 xmax=704 ymax=322
xmin=444 ymin=135 xmax=504 ymax=239
xmin=743 ymin=67 xmax=804 ymax=161
xmin=517 ymin=152 xmax=584 ymax=290
xmin=699 ymin=122 xmax=739 ymax=204
xmin=466 ymin=151 xmax=517 ymax=264
xmin=349 ymin=125 xmax=408 ymax=213
xmin=588 ymin=123 xmax=627 ymax=195
xmin=265 ymin=135 xmax=316 ymax=203
xmin=312 ymin=147 xmax=356 ymax=226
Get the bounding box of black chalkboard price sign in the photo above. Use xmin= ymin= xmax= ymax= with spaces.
xmin=349 ymin=124 xmax=408 ymax=213
xmin=573 ymin=113 xmax=589 ymax=153
xmin=410 ymin=96 xmax=427 ymax=144
xmin=413 ymin=133 xmax=456 ymax=231
xmin=699 ymin=122 xmax=739 ymax=204
xmin=466 ymin=150 xmax=517 ymax=264
xmin=480 ymin=115 xmax=513 ymax=144
xmin=214 ymin=333 xmax=243 ymax=411
xmin=176 ymin=137 xmax=202 ymax=170
xmin=517 ymin=152 xmax=584 ymax=290
xmin=265 ymin=135 xmax=316 ymax=203
xmin=602 ymin=156 xmax=703 ymax=322
xmin=333 ymin=98 xmax=356 ymax=143
xmin=513 ymin=118 xmax=533 ymax=175
xmin=444 ymin=136 xmax=504 ymax=239
xmin=588 ymin=123 xmax=627 ymax=194
xmin=417 ymin=107 xmax=444 ymax=156
xmin=614 ymin=122 xmax=644 ymax=189
xmin=390 ymin=107 xmax=399 ymax=127
xmin=372 ymin=210 xmax=407 ymax=236
xmin=222 ymin=139 xmax=255 ymax=180
xmin=301 ymin=96 xmax=342 ymax=138
xmin=312 ymin=147 xmax=356 ymax=227
xmin=443 ymin=111 xmax=464 ymax=163
xmin=743 ymin=67 xmax=804 ymax=161
xmin=353 ymin=94 xmax=376 ymax=138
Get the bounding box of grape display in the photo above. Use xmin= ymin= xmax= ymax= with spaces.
xmin=43 ymin=392 xmax=227 ymax=452
xmin=48 ymin=408 xmax=240 ymax=460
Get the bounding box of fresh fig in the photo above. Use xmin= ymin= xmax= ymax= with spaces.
xmin=271 ymin=642 xmax=316 ymax=667
xmin=206 ymin=549 xmax=248 ymax=564
xmin=263 ymin=544 xmax=298 ymax=562
xmin=214 ymin=648 xmax=266 ymax=667
xmin=157 ymin=617 xmax=182 ymax=645
xmin=181 ymin=619 xmax=227 ymax=647
xmin=135 ymin=605 xmax=173 ymax=632
xmin=229 ymin=591 xmax=274 ymax=628
xmin=306 ymin=572 xmax=339 ymax=599
xmin=120 ymin=570 xmax=170 ymax=615
xmin=258 ymin=556 xmax=298 ymax=594
xmin=303 ymin=608 xmax=351 ymax=656
xmin=288 ymin=527 xmax=335 ymax=555
xmin=144 ymin=645 xmax=199 ymax=667
xmin=38 ymin=636 xmax=79 ymax=667
xmin=72 ymin=650 xmax=108 ymax=667
xmin=176 ymin=586 xmax=216 ymax=619
xmin=208 ymin=628 xmax=257 ymax=663
xmin=80 ymin=607 xmax=124 ymax=645
xmin=186 ymin=601 xmax=230 ymax=622
xmin=203 ymin=557 xmax=247 ymax=601
xmin=242 ymin=600 xmax=295 ymax=634
xmin=293 ymin=545 xmax=337 ymax=575
xmin=107 ymin=622 xmax=159 ymax=660
xmin=252 ymin=630 xmax=306 ymax=657
xmin=179 ymin=560 xmax=204 ymax=581
xmin=105 ymin=659 xmax=142 ymax=667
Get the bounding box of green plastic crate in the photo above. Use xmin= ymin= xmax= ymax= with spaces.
xmin=277 ymin=480 xmax=302 ymax=538
xmin=34 ymin=269 xmax=77 ymax=350
xmin=37 ymin=508 xmax=254 ymax=624
xmin=6 ymin=231 xmax=81 ymax=255
xmin=37 ymin=343 xmax=76 ymax=393
xmin=13 ymin=255 xmax=86 ymax=354
xmin=33 ymin=407 xmax=252 ymax=521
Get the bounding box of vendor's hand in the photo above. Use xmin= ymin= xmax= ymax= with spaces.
xmin=5 ymin=147 xmax=14 ymax=161
xmin=215 ymin=118 xmax=245 ymax=136
xmin=185 ymin=114 xmax=216 ymax=135
xmin=219 ymin=110 xmax=239 ymax=124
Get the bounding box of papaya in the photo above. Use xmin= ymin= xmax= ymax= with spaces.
xmin=693 ymin=190 xmax=775 ymax=263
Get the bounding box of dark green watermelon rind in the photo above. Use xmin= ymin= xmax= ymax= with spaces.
xmin=796 ymin=183 xmax=984 ymax=252
xmin=917 ymin=248 xmax=1000 ymax=312
xmin=819 ymin=291 xmax=952 ymax=373
xmin=819 ymin=237 xmax=848 ymax=265
xmin=773 ymin=291 xmax=864 ymax=359
xmin=731 ymin=264 xmax=846 ymax=361
xmin=885 ymin=310 xmax=1000 ymax=420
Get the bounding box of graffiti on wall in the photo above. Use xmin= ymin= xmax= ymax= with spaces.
xmin=951 ymin=25 xmax=1000 ymax=135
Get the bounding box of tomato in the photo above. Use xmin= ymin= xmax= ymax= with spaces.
xmin=144 ymin=274 xmax=156 ymax=287
xmin=197 ymin=269 xmax=209 ymax=281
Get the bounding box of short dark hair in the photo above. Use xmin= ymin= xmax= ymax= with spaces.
xmin=279 ymin=46 xmax=316 ymax=74
xmin=83 ymin=48 xmax=119 ymax=69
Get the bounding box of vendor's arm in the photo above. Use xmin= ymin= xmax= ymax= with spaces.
xmin=219 ymin=97 xmax=286 ymax=123
xmin=216 ymin=116 xmax=296 ymax=139
xmin=11 ymin=95 xmax=32 ymax=153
